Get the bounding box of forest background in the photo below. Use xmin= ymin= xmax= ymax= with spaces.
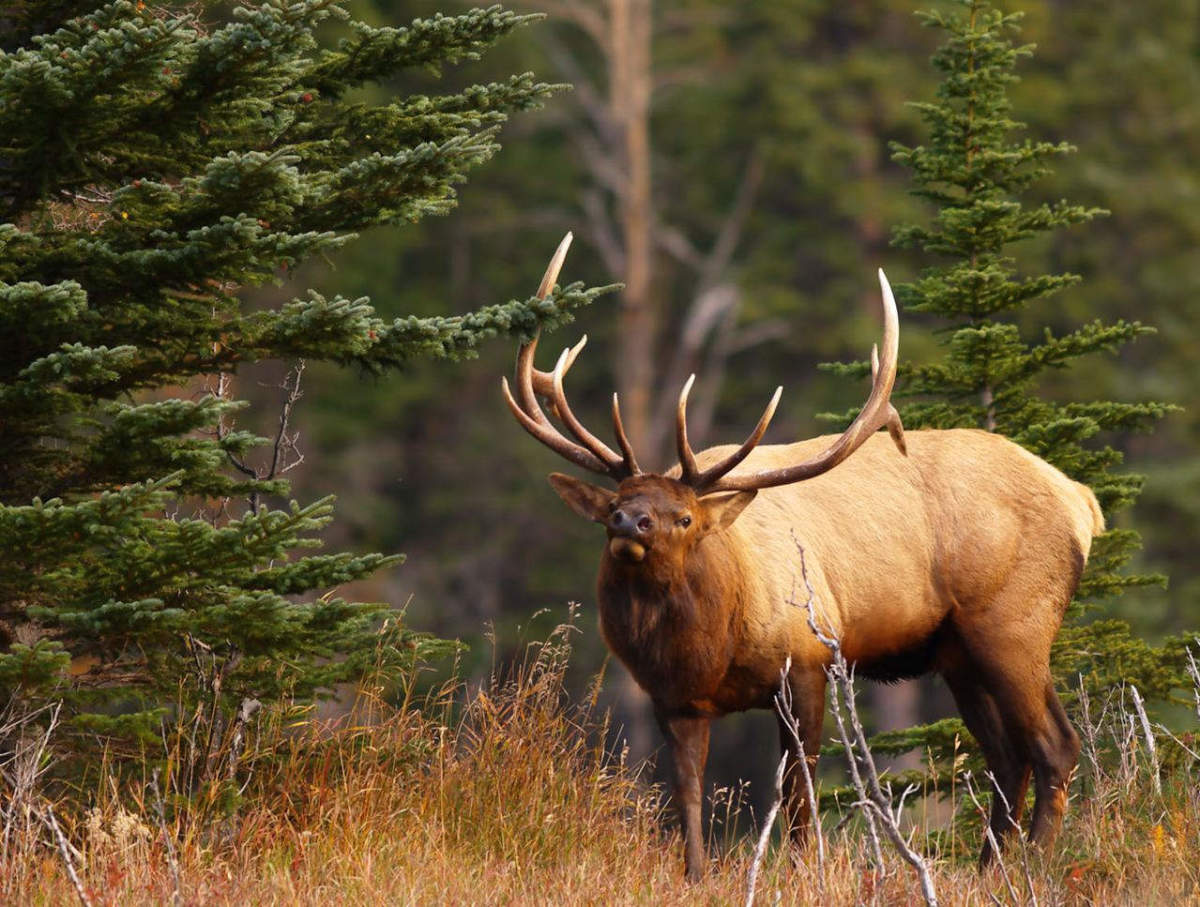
xmin=253 ymin=0 xmax=1200 ymax=802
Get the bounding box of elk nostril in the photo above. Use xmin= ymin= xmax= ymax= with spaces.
xmin=612 ymin=510 xmax=627 ymax=526
xmin=636 ymin=516 xmax=652 ymax=532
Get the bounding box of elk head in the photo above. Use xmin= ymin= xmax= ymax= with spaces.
xmin=501 ymin=232 xmax=906 ymax=557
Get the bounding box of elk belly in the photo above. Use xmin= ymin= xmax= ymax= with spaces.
xmin=609 ymin=536 xmax=646 ymax=562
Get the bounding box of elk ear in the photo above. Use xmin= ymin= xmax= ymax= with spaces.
xmin=548 ymin=473 xmax=616 ymax=523
xmin=700 ymin=490 xmax=757 ymax=532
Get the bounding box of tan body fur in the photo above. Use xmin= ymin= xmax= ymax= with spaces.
xmin=602 ymin=427 xmax=1099 ymax=714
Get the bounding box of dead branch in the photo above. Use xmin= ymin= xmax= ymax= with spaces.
xmin=1185 ymin=639 xmax=1200 ymax=724
xmin=961 ymin=772 xmax=1021 ymax=905
xmin=540 ymin=30 xmax=616 ymax=144
xmin=1075 ymin=676 xmax=1105 ymax=784
xmin=794 ymin=541 xmax=940 ymax=907
xmin=1128 ymin=684 xmax=1161 ymax=796
xmin=150 ymin=769 xmax=182 ymax=907
xmin=744 ymin=750 xmax=787 ymax=907
xmin=212 ymin=361 xmax=306 ymax=513
xmin=533 ymin=0 xmax=608 ymax=49
xmin=582 ymin=188 xmax=626 ymax=276
xmin=43 ymin=805 xmax=92 ymax=907
xmin=773 ymin=656 xmax=826 ymax=877
xmin=985 ymin=772 xmax=1039 ymax=907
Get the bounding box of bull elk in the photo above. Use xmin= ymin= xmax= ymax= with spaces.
xmin=502 ymin=234 xmax=1102 ymax=880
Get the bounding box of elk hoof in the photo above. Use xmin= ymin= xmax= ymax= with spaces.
xmin=609 ymin=537 xmax=646 ymax=562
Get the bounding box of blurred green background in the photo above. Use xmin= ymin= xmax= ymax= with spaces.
xmin=240 ymin=0 xmax=1200 ymax=798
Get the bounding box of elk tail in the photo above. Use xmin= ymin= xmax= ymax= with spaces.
xmin=1078 ymin=482 xmax=1105 ymax=535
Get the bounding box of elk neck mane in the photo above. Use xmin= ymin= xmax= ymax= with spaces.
xmin=596 ymin=522 xmax=753 ymax=710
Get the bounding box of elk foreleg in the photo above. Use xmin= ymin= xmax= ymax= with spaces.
xmin=656 ymin=711 xmax=711 ymax=882
xmin=776 ymin=669 xmax=827 ymax=853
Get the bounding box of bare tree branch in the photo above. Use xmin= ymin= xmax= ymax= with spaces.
xmin=540 ymin=30 xmax=617 ymax=146
xmin=985 ymin=774 xmax=1039 ymax=906
xmin=266 ymin=361 xmax=306 ymax=481
xmin=725 ymin=319 xmax=791 ymax=356
xmin=582 ymin=188 xmax=626 ymax=276
xmin=533 ymin=0 xmax=609 ymax=50
xmin=744 ymin=749 xmax=787 ymax=907
xmin=645 ymin=150 xmax=766 ymax=459
xmin=961 ymin=772 xmax=1021 ymax=905
xmin=572 ymin=124 xmax=630 ymax=200
xmin=1186 ymin=639 xmax=1200 ymax=723
xmin=1128 ymin=684 xmax=1161 ymax=796
xmin=43 ymin=805 xmax=92 ymax=907
xmin=214 ymin=372 xmax=258 ymax=482
xmin=211 ymin=362 xmax=306 ymax=514
xmin=655 ymin=223 xmax=704 ymax=269
xmin=773 ymin=656 xmax=826 ymax=884
xmin=793 ymin=541 xmax=940 ymax=907
xmin=700 ymin=149 xmax=764 ymax=289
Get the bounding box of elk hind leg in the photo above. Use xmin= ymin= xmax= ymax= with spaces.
xmin=1026 ymin=680 xmax=1080 ymax=850
xmin=958 ymin=653 xmax=1079 ymax=857
xmin=943 ymin=669 xmax=1031 ymax=864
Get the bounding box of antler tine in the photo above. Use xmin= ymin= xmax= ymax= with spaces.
xmin=675 ymin=375 xmax=702 ymax=484
xmin=514 ymin=333 xmax=550 ymax=426
xmin=550 ymin=346 xmax=627 ymax=471
xmin=531 ymin=335 xmax=587 ymax=403
xmin=538 ymin=336 xmax=587 ymax=423
xmin=612 ymin=393 xmax=642 ymax=476
xmin=691 ymin=386 xmax=783 ymax=491
xmin=501 ymin=377 xmax=610 ymax=473
xmin=536 ymin=231 xmax=574 ymax=298
xmin=873 ymin=344 xmax=908 ymax=456
xmin=513 ymin=232 xmax=575 ymax=425
xmin=516 ymin=328 xmax=587 ymax=426
xmin=710 ymin=267 xmax=903 ymax=493
xmin=503 ymin=232 xmax=641 ymax=481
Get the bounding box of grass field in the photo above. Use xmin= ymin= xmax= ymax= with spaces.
xmin=3 ymin=620 xmax=1199 ymax=906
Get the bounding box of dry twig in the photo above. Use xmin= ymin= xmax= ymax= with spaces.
xmin=986 ymin=773 xmax=1039 ymax=907
xmin=773 ymin=657 xmax=827 ymax=879
xmin=150 ymin=769 xmax=183 ymax=906
xmin=1184 ymin=639 xmax=1200 ymax=724
xmin=43 ymin=805 xmax=92 ymax=907
xmin=793 ymin=542 xmax=939 ymax=907
xmin=1128 ymin=684 xmax=1161 ymax=796
xmin=961 ymin=772 xmax=1021 ymax=905
xmin=744 ymin=750 xmax=787 ymax=907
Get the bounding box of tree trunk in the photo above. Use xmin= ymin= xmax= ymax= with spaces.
xmin=603 ymin=0 xmax=658 ymax=758
xmin=610 ymin=0 xmax=655 ymax=458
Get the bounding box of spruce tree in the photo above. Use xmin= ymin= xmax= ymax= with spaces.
xmin=815 ymin=1 xmax=1199 ymax=817
xmin=881 ymin=0 xmax=1191 ymax=738
xmin=0 ymin=0 xmax=606 ymax=777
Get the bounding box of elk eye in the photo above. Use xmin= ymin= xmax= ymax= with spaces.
xmin=677 ymin=516 xmax=692 ymax=528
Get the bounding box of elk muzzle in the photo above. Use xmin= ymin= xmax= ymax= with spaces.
xmin=608 ymin=508 xmax=652 ymax=561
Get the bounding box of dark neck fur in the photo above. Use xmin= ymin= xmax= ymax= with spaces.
xmin=596 ymin=532 xmax=746 ymax=711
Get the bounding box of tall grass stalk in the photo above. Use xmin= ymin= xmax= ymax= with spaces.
xmin=1 ymin=611 xmax=1198 ymax=905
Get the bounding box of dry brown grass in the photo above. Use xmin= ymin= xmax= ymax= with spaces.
xmin=3 ymin=619 xmax=1199 ymax=906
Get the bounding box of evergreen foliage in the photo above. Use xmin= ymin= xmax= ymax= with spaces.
xmin=820 ymin=0 xmax=1195 ymax=805
xmin=885 ymin=1 xmax=1168 ymax=536
xmin=0 ymin=0 xmax=607 ymax=773
xmin=881 ymin=0 xmax=1195 ymax=727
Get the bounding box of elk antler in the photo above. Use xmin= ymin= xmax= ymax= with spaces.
xmin=501 ymin=233 xmax=641 ymax=481
xmin=678 ymin=269 xmax=906 ymax=494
